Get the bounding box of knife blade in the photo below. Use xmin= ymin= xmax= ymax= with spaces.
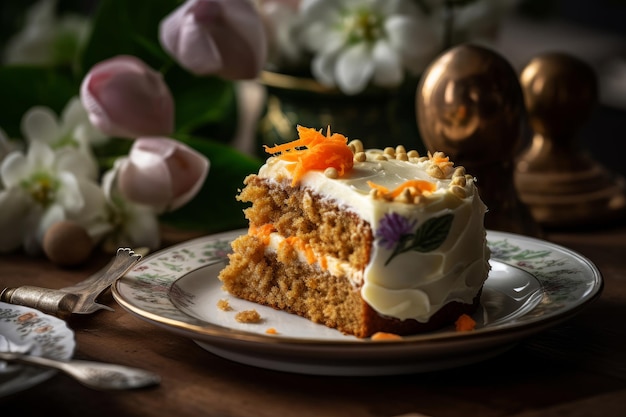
xmin=0 ymin=247 xmax=143 ymax=318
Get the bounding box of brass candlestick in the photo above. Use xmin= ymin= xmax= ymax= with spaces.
xmin=514 ymin=52 xmax=626 ymax=228
xmin=416 ymin=43 xmax=541 ymax=236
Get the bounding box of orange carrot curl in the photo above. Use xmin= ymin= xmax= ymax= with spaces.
xmin=455 ymin=314 xmax=476 ymax=332
xmin=264 ymin=125 xmax=354 ymax=186
xmin=371 ymin=332 xmax=403 ymax=341
xmin=367 ymin=179 xmax=436 ymax=199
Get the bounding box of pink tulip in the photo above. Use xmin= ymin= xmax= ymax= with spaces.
xmin=80 ymin=55 xmax=175 ymax=139
xmin=117 ymin=138 xmax=209 ymax=212
xmin=159 ymin=0 xmax=267 ymax=79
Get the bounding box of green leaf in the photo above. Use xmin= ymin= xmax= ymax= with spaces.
xmin=410 ymin=214 xmax=454 ymax=252
xmin=383 ymin=213 xmax=454 ymax=266
xmin=79 ymin=0 xmax=180 ymax=75
xmin=0 ymin=66 xmax=77 ymax=138
xmin=164 ymin=65 xmax=238 ymax=141
xmin=159 ymin=135 xmax=264 ymax=233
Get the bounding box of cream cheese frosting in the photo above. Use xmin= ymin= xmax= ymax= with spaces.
xmin=257 ymin=146 xmax=490 ymax=323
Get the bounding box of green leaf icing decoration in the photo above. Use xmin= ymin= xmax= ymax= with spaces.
xmin=382 ymin=213 xmax=454 ymax=265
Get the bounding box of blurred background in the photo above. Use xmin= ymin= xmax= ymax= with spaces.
xmin=493 ymin=0 xmax=626 ymax=177
xmin=1 ymin=0 xmax=624 ymax=176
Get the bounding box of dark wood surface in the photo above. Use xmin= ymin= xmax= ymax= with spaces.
xmin=1 ymin=222 xmax=625 ymax=417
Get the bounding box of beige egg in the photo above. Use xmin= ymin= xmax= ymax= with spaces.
xmin=43 ymin=221 xmax=94 ymax=267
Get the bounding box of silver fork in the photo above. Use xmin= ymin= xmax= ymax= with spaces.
xmin=1 ymin=247 xmax=143 ymax=317
xmin=0 ymin=335 xmax=160 ymax=390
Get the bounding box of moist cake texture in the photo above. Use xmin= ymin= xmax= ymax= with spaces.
xmin=218 ymin=126 xmax=490 ymax=338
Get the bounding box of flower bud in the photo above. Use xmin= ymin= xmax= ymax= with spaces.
xmin=80 ymin=55 xmax=175 ymax=139
xmin=117 ymin=137 xmax=209 ymax=212
xmin=159 ymin=0 xmax=267 ymax=79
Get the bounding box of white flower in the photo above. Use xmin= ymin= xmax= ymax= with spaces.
xmin=299 ymin=0 xmax=443 ymax=94
xmin=260 ymin=1 xmax=305 ymax=71
xmin=100 ymin=159 xmax=161 ymax=252
xmin=3 ymin=0 xmax=91 ymax=66
xmin=0 ymin=141 xmax=108 ymax=254
xmin=0 ymin=128 xmax=22 ymax=173
xmin=21 ymin=97 xmax=107 ymax=181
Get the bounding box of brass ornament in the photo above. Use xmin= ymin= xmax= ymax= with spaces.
xmin=514 ymin=52 xmax=626 ymax=227
xmin=416 ymin=43 xmax=540 ymax=236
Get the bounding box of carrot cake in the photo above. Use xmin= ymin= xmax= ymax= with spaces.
xmin=218 ymin=126 xmax=490 ymax=338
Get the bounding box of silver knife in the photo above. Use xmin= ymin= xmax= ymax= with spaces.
xmin=0 ymin=247 xmax=143 ymax=317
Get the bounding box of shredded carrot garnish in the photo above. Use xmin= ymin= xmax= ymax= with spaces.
xmin=455 ymin=314 xmax=476 ymax=332
xmin=367 ymin=181 xmax=391 ymax=195
xmin=371 ymin=332 xmax=403 ymax=341
xmin=281 ymin=236 xmax=316 ymax=264
xmin=276 ymin=235 xmax=330 ymax=270
xmin=265 ymin=328 xmax=278 ymax=335
xmin=264 ymin=125 xmax=354 ymax=186
xmin=433 ymin=154 xmax=450 ymax=164
xmin=249 ymin=224 xmax=275 ymax=246
xmin=319 ymin=255 xmax=328 ymax=270
xmin=367 ymin=179 xmax=436 ymax=199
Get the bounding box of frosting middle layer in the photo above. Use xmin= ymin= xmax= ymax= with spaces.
xmin=256 ymin=148 xmax=490 ymax=323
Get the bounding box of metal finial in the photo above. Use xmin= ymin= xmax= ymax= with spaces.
xmin=416 ymin=43 xmax=540 ymax=235
xmin=514 ymin=52 xmax=626 ymax=227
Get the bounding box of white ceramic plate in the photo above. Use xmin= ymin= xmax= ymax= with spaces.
xmin=0 ymin=302 xmax=75 ymax=397
xmin=112 ymin=229 xmax=602 ymax=376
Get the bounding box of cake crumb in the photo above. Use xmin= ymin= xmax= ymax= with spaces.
xmin=216 ymin=299 xmax=232 ymax=311
xmin=265 ymin=327 xmax=278 ymax=335
xmin=235 ymin=309 xmax=262 ymax=323
xmin=455 ymin=314 xmax=476 ymax=331
xmin=371 ymin=332 xmax=403 ymax=341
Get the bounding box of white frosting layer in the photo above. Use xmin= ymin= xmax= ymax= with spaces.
xmin=257 ymin=149 xmax=490 ymax=323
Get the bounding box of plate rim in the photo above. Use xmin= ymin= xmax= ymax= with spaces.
xmin=112 ymin=228 xmax=603 ymax=349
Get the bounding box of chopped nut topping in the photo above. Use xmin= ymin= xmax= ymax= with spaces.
xmin=427 ymin=164 xmax=445 ymax=179
xmin=374 ymin=154 xmax=387 ymax=161
xmin=432 ymin=151 xmax=447 ymax=160
xmin=395 ymin=152 xmax=408 ymax=161
xmin=348 ymin=139 xmax=364 ymax=154
xmin=453 ymin=167 xmax=466 ymax=177
xmin=395 ymin=188 xmax=413 ymax=203
xmin=395 ymin=145 xmax=406 ymax=155
xmin=324 ymin=167 xmax=339 ymax=179
xmin=354 ymin=151 xmax=367 ymax=162
xmin=450 ymin=185 xmax=467 ymax=199
xmin=383 ymin=147 xmax=395 ymax=157
xmin=407 ymin=150 xmax=420 ymax=158
xmin=451 ymin=176 xmax=466 ymax=187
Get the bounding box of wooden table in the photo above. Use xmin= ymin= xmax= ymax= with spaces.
xmin=1 ymin=222 xmax=625 ymax=417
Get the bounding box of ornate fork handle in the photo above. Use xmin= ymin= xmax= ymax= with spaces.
xmin=0 ymin=248 xmax=142 ymax=317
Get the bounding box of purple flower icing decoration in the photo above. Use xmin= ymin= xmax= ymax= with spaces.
xmin=376 ymin=212 xmax=454 ymax=265
xmin=376 ymin=213 xmax=416 ymax=250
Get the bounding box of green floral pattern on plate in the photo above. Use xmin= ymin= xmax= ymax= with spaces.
xmin=115 ymin=229 xmax=602 ymax=338
xmin=119 ymin=231 xmax=234 ymax=323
